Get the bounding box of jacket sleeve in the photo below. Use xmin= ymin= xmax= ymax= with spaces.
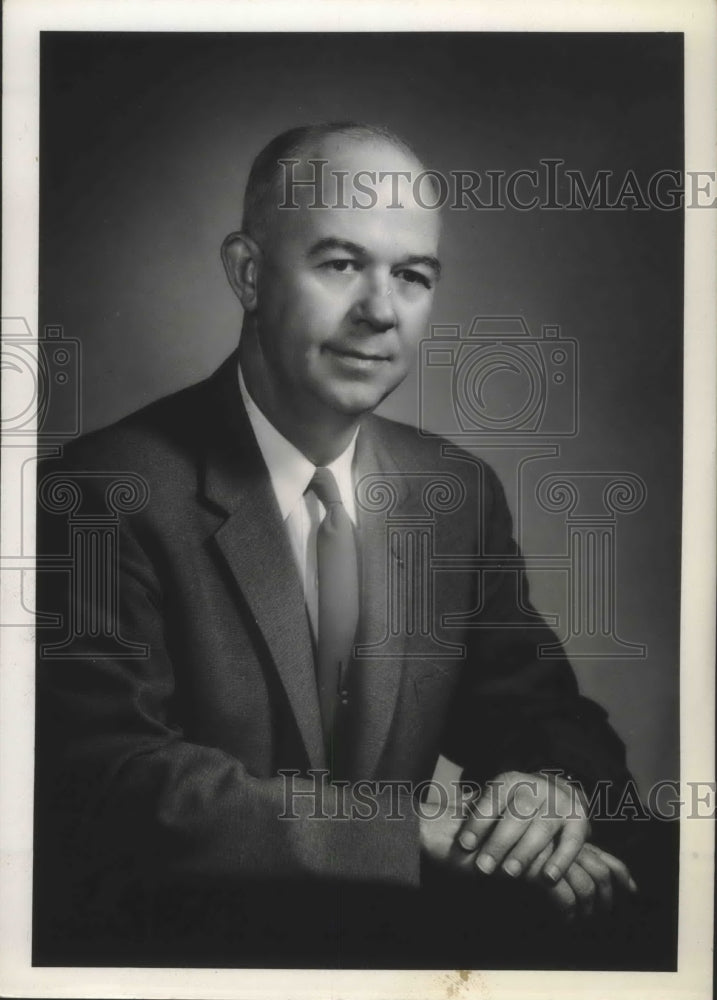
xmin=34 ymin=459 xmax=420 ymax=948
xmin=440 ymin=459 xmax=634 ymax=822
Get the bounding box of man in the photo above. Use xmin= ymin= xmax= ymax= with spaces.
xmin=34 ymin=123 xmax=647 ymax=968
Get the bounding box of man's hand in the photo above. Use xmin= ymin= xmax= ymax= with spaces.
xmin=525 ymin=841 xmax=638 ymax=920
xmin=419 ymin=784 xmax=637 ymax=922
xmin=457 ymin=770 xmax=589 ymax=884
xmin=419 ymin=770 xmax=638 ymax=922
xmin=419 ymin=785 xmax=471 ymax=868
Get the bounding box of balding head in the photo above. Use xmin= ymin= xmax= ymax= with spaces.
xmin=241 ymin=122 xmax=436 ymax=245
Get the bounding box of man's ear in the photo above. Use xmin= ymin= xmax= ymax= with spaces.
xmin=221 ymin=232 xmax=262 ymax=311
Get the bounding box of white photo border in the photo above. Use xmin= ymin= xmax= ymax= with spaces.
xmin=2 ymin=1 xmax=715 ymax=997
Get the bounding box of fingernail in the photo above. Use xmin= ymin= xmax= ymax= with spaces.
xmin=628 ymin=877 xmax=638 ymax=893
xmin=502 ymin=858 xmax=522 ymax=878
xmin=544 ymin=864 xmax=560 ymax=883
xmin=476 ymin=854 xmax=496 ymax=875
xmin=459 ymin=832 xmax=478 ymax=851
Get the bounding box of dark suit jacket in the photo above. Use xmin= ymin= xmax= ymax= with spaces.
xmin=33 ymin=349 xmax=632 ymax=965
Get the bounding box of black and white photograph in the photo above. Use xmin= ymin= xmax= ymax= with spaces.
xmin=1 ymin=2 xmax=715 ymax=998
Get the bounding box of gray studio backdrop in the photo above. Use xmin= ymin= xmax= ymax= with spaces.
xmin=39 ymin=33 xmax=683 ymax=797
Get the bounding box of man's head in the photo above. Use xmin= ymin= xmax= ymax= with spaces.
xmin=222 ymin=122 xmax=442 ymax=455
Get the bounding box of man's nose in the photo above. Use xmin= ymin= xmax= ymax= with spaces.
xmin=351 ymin=275 xmax=397 ymax=332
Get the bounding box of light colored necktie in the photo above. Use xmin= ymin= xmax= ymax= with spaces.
xmin=307 ymin=467 xmax=359 ymax=751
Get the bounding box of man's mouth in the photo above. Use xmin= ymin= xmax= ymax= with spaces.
xmin=324 ymin=345 xmax=392 ymax=365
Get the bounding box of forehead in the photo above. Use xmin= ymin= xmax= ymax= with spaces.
xmin=268 ymin=135 xmax=441 ymax=258
xmin=311 ymin=134 xmax=421 ymax=181
xmin=296 ymin=204 xmax=440 ymax=258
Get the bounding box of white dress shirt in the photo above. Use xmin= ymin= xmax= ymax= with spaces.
xmin=237 ymin=362 xmax=358 ymax=638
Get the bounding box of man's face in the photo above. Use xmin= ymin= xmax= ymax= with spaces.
xmin=251 ymin=138 xmax=441 ymax=421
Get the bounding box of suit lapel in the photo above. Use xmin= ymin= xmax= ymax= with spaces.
xmin=344 ymin=419 xmax=410 ymax=781
xmin=199 ymin=352 xmax=326 ymax=772
xmin=196 ymin=354 xmax=417 ymax=780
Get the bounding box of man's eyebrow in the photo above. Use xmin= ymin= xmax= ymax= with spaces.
xmin=307 ymin=238 xmax=442 ymax=278
xmin=307 ymin=238 xmax=368 ymax=258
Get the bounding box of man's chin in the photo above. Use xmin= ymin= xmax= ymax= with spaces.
xmin=303 ymin=367 xmax=407 ymax=419
xmin=324 ymin=385 xmax=396 ymax=419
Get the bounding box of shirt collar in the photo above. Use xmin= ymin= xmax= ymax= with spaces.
xmin=237 ymin=360 xmax=358 ymax=523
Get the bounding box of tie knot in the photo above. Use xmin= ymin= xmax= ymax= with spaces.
xmin=308 ymin=467 xmax=342 ymax=507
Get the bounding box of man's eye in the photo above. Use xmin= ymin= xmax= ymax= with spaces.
xmin=322 ymin=259 xmax=360 ymax=273
xmin=396 ymin=269 xmax=432 ymax=289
